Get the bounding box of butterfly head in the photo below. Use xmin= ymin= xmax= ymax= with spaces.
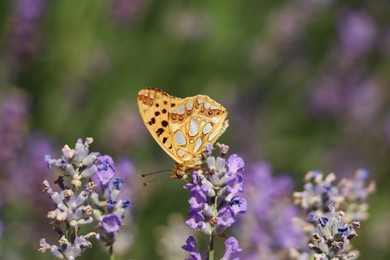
xmin=171 ymin=162 xmax=200 ymax=179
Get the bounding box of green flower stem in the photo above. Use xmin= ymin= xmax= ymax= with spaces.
xmin=208 ymin=231 xmax=215 ymax=260
xmin=66 ymin=222 xmax=71 ymax=241
xmin=109 ymin=245 xmax=115 ymax=260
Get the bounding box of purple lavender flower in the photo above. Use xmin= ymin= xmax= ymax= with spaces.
xmin=183 ymin=144 xmax=246 ymax=259
xmin=102 ymin=214 xmax=122 ymax=233
xmin=94 ymin=155 xmax=116 ymax=187
xmin=39 ymin=233 xmax=97 ymax=259
xmin=292 ymin=170 xmax=375 ymax=259
xmin=40 ymin=138 xmax=131 ymax=258
xmin=184 ymin=147 xmax=246 ymax=236
xmin=221 ymin=237 xmax=242 ymax=260
xmin=91 ymin=172 xmax=131 ymax=246
xmin=308 ymin=204 xmax=360 ymax=259
xmin=44 ymin=137 xmax=99 ymax=188
xmin=182 ymin=236 xmax=202 ymax=260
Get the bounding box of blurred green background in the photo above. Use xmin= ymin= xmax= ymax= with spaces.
xmin=0 ymin=0 xmax=390 ymax=259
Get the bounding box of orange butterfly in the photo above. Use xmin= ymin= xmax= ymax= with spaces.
xmin=137 ymin=88 xmax=229 ymax=179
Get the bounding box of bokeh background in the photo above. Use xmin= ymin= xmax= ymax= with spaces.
xmin=0 ymin=0 xmax=389 ymax=259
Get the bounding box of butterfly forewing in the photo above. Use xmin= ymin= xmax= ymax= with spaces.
xmin=137 ymin=88 xmax=183 ymax=163
xmin=137 ymin=88 xmax=228 ymax=176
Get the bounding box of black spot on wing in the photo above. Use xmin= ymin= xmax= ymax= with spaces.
xmin=156 ymin=128 xmax=164 ymax=137
xmin=162 ymin=120 xmax=168 ymax=127
xmin=162 ymin=137 xmax=168 ymax=143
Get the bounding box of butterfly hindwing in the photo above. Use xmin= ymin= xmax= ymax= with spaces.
xmin=168 ymin=95 xmax=228 ymax=166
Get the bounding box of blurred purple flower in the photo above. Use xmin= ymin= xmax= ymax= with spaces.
xmin=101 ymin=105 xmax=147 ymax=152
xmin=6 ymin=134 xmax=54 ymax=202
xmin=236 ymin=162 xmax=305 ymax=259
xmin=338 ymin=9 xmax=377 ymax=63
xmin=308 ymin=76 xmax=343 ymax=116
xmin=15 ymin=0 xmax=46 ymax=20
xmin=309 ymin=75 xmax=383 ymax=126
xmin=114 ymin=156 xmax=137 ymax=199
xmin=344 ymin=78 xmax=383 ymax=127
xmin=0 ymin=89 xmax=29 ymax=166
xmin=7 ymin=0 xmax=47 ymax=73
xmin=109 ymin=0 xmax=147 ymax=27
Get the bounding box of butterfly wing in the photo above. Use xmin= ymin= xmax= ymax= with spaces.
xmin=169 ymin=95 xmax=228 ymax=167
xmin=137 ymin=88 xmax=185 ymax=164
xmin=138 ymin=88 xmax=229 ymax=168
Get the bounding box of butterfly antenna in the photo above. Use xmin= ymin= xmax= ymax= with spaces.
xmin=141 ymin=169 xmax=171 ymax=177
xmin=143 ymin=174 xmax=168 ymax=187
xmin=141 ymin=169 xmax=172 ymax=186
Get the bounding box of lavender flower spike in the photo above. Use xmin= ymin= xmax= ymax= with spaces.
xmin=309 ymin=204 xmax=360 ymax=259
xmin=44 ymin=137 xmax=99 ymax=188
xmin=40 ymin=138 xmax=132 ymax=259
xmin=184 ymin=144 xmax=247 ymax=259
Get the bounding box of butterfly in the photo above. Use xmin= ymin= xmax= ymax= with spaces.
xmin=137 ymin=88 xmax=229 ymax=179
